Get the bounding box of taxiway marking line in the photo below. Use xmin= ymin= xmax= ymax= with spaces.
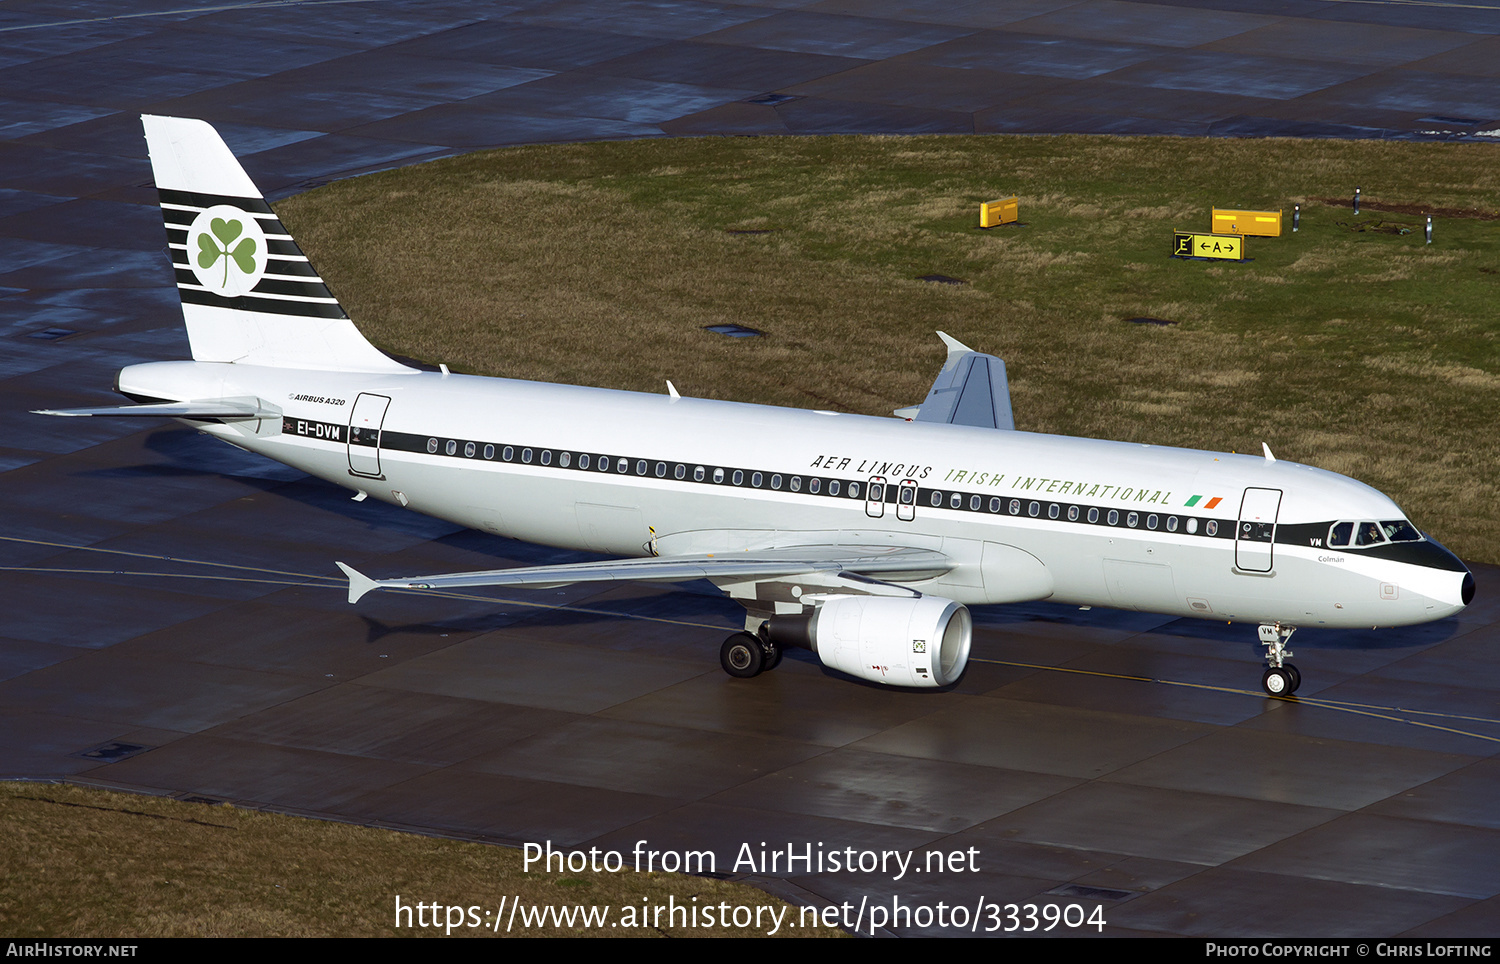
xmin=976 ymin=657 xmax=1500 ymax=744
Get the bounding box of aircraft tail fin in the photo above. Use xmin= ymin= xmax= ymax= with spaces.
xmin=142 ymin=115 xmax=410 ymax=374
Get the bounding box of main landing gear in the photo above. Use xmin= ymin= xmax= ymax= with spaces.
xmin=719 ymin=630 xmax=782 ymax=679
xmin=1258 ymin=622 xmax=1301 ymax=696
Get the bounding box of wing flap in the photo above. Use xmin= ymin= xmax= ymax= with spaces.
xmin=336 ymin=546 xmax=950 ymax=604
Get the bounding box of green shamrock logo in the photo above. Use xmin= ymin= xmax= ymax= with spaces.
xmin=197 ymin=217 xmax=258 ymax=288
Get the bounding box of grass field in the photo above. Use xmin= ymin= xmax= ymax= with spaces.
xmin=278 ymin=134 xmax=1500 ymax=563
xmin=0 ymin=782 xmax=819 ymax=937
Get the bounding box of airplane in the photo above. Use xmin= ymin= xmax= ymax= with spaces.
xmin=36 ymin=116 xmax=1475 ymax=697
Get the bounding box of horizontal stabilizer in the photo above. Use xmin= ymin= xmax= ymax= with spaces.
xmin=335 ymin=546 xmax=950 ymax=602
xmin=32 ymin=398 xmax=276 ymax=421
xmin=899 ymin=331 xmax=1015 ymax=431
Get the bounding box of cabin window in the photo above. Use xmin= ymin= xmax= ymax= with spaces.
xmin=599 ymin=456 xmax=611 ymax=472
xmin=752 ymin=472 xmax=763 ymax=488
xmin=559 ymin=452 xmax=571 ymax=467
xmin=733 ymin=470 xmax=745 ymax=486
xmin=655 ymin=462 xmax=666 ymax=478
xmin=463 ymin=441 xmax=475 ymax=458
xmin=1126 ymin=512 xmax=1138 ymax=528
xmin=635 ymin=460 xmax=647 ymax=475
xmin=989 ymin=497 xmax=1001 ymax=513
xmin=810 ymin=478 xmax=821 ymax=494
xmin=1186 ymin=518 xmax=1198 ymax=534
xmin=1206 ymin=520 xmax=1218 ymax=536
xmin=502 ymin=446 xmax=514 ymax=461
xmin=1009 ymin=499 xmax=1020 ymax=515
xmin=674 ymin=463 xmax=686 ymax=480
xmin=899 ymin=485 xmax=913 ymax=504
xmin=827 ymin=479 xmax=838 ymax=495
xmin=847 ymin=482 xmax=858 ymax=498
xmin=949 ymin=492 xmax=960 ymax=508
xmin=1029 ymin=501 xmax=1040 ymax=517
xmin=1068 ymin=505 xmax=1080 ymax=522
xmin=771 ymin=474 xmax=782 ymax=490
xmin=970 ymin=494 xmax=981 ymax=511
xmin=694 ymin=466 xmax=705 ymax=482
xmin=1048 ymin=503 xmax=1060 ymax=520
xmin=1087 ymin=507 xmax=1099 ymax=524
xmin=617 ymin=457 xmax=629 ymax=473
xmin=521 ymin=448 xmax=532 ymax=463
xmin=445 ymin=440 xmax=457 ymax=456
xmin=1147 ymin=514 xmax=1158 ymax=530
xmin=1107 ymin=510 xmax=1119 ymax=525
xmin=791 ymin=477 xmax=802 ymax=492
xmin=1167 ymin=516 xmax=1178 ymax=532
xmin=540 ymin=450 xmax=552 ymax=465
xmin=713 ymin=467 xmax=725 ymax=484
xmin=427 ymin=438 xmax=438 ymax=454
xmin=930 ymin=490 xmax=941 ymax=506
xmin=578 ymin=454 xmax=589 ymax=469
xmin=483 ymin=444 xmax=495 ymax=460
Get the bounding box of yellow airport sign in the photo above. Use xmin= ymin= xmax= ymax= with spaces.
xmin=1212 ymin=208 xmax=1282 ymax=237
xmin=980 ymin=196 xmax=1018 ymax=228
xmin=1174 ymin=231 xmax=1245 ymax=261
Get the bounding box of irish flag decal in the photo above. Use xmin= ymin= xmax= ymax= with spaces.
xmin=1185 ymin=495 xmax=1222 ymax=509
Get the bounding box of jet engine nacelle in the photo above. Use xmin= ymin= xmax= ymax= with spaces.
xmin=769 ymin=594 xmax=972 ymax=688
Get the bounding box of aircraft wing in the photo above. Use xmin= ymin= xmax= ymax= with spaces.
xmin=33 ymin=398 xmax=277 ymax=421
xmin=895 ymin=331 xmax=1015 ymax=430
xmin=336 ymin=545 xmax=950 ymax=604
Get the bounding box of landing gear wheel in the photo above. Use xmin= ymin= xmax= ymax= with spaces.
xmin=762 ymin=637 xmax=783 ymax=671
xmin=1262 ymin=667 xmax=1294 ymax=697
xmin=721 ymin=633 xmax=765 ymax=679
xmin=1257 ymin=622 xmax=1300 ymax=696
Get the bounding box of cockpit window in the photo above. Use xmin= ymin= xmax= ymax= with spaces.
xmin=1381 ymin=520 xmax=1423 ymax=543
xmin=1330 ymin=519 xmax=1424 ymax=549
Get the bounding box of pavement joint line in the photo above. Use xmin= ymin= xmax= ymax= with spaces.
xmin=0 ymin=0 xmax=392 ymax=33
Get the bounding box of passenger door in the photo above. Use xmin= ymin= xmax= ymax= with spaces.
xmin=1235 ymin=487 xmax=1282 ymax=572
xmin=347 ymin=392 xmax=390 ymax=478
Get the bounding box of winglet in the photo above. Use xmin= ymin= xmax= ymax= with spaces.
xmin=936 ymin=330 xmax=974 ymax=355
xmin=337 ymin=561 xmax=380 ymax=604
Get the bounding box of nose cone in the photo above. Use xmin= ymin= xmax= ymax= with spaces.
xmin=1419 ymin=536 xmax=1472 ymax=616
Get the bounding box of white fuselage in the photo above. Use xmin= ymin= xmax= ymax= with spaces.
xmin=118 ymin=359 xmax=1472 ymax=630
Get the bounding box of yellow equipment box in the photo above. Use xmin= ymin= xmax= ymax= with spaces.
xmin=1212 ymin=208 xmax=1281 ymax=237
xmin=980 ymin=196 xmax=1018 ymax=228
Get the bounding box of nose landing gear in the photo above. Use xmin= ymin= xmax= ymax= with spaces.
xmin=1257 ymin=623 xmax=1300 ymax=696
